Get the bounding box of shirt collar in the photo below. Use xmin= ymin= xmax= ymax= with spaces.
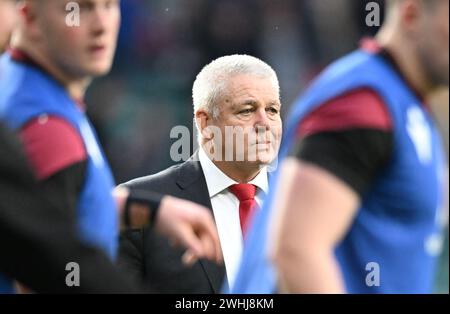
xmin=198 ymin=147 xmax=269 ymax=198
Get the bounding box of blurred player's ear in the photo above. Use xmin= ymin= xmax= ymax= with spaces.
xmin=15 ymin=0 xmax=44 ymax=42
xmin=385 ymin=0 xmax=422 ymax=27
xmin=397 ymin=0 xmax=424 ymax=36
xmin=17 ymin=1 xmax=34 ymax=24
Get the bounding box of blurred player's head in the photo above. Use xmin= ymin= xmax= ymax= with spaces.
xmin=0 ymin=0 xmax=18 ymax=52
xmin=193 ymin=54 xmax=282 ymax=169
xmin=13 ymin=0 xmax=120 ymax=80
xmin=380 ymin=0 xmax=449 ymax=88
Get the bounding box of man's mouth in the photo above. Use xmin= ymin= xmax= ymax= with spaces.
xmin=89 ymin=44 xmax=107 ymax=56
xmin=255 ymin=142 xmax=271 ymax=150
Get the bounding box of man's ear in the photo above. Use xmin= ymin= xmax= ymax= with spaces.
xmin=18 ymin=1 xmax=42 ymax=40
xmin=19 ymin=1 xmax=35 ymax=25
xmin=399 ymin=0 xmax=422 ymax=34
xmin=195 ymin=109 xmax=212 ymax=139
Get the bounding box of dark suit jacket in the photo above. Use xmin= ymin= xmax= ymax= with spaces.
xmin=118 ymin=154 xmax=226 ymax=293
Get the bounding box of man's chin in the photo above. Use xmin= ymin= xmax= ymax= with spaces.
xmin=247 ymin=154 xmax=275 ymax=167
xmin=87 ymin=68 xmax=110 ymax=78
xmin=84 ymin=62 xmax=113 ymax=77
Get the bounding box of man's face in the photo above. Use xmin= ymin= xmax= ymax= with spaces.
xmin=0 ymin=0 xmax=17 ymax=52
xmin=33 ymin=0 xmax=120 ymax=79
xmin=207 ymin=74 xmax=282 ymax=166
xmin=417 ymin=0 xmax=449 ymax=87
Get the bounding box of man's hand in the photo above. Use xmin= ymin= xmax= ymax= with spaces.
xmin=156 ymin=195 xmax=223 ymax=266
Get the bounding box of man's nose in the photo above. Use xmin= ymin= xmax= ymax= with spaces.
xmin=90 ymin=7 xmax=109 ymax=36
xmin=254 ymin=108 xmax=271 ymax=130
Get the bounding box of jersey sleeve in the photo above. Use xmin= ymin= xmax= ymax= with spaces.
xmin=19 ymin=116 xmax=88 ymax=217
xmin=292 ymin=88 xmax=394 ymax=196
xmin=19 ymin=115 xmax=87 ymax=180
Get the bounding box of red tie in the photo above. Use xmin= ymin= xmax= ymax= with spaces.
xmin=229 ymin=184 xmax=258 ymax=237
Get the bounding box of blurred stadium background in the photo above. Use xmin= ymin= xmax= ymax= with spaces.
xmin=84 ymin=0 xmax=449 ymax=293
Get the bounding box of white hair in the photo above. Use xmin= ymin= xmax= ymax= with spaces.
xmin=192 ymin=54 xmax=280 ymax=121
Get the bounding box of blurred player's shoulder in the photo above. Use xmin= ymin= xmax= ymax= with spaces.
xmin=298 ymin=88 xmax=392 ymax=138
xmin=19 ymin=115 xmax=87 ymax=180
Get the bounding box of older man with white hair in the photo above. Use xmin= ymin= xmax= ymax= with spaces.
xmin=118 ymin=54 xmax=283 ymax=293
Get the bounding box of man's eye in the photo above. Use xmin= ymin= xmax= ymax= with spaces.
xmin=267 ymin=107 xmax=279 ymax=114
xmin=79 ymin=3 xmax=94 ymax=11
xmin=105 ymin=0 xmax=120 ymax=9
xmin=239 ymin=109 xmax=253 ymax=115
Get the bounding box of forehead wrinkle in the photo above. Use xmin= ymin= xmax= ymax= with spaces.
xmin=238 ymin=99 xmax=259 ymax=106
xmin=266 ymin=101 xmax=281 ymax=107
xmin=232 ymin=85 xmax=277 ymax=101
xmin=224 ymin=76 xmax=280 ymax=110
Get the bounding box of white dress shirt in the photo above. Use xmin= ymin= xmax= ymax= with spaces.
xmin=198 ymin=148 xmax=269 ymax=289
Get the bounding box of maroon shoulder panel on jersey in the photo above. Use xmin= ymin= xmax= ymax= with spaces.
xmin=297 ymin=88 xmax=393 ymax=138
xmin=19 ymin=116 xmax=87 ymax=180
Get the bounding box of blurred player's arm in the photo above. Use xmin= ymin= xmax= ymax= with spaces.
xmin=114 ymin=187 xmax=223 ymax=266
xmin=271 ymin=158 xmax=359 ymax=293
xmin=270 ymin=89 xmax=394 ymax=293
xmin=14 ymin=117 xmax=88 ymax=293
xmin=0 ymin=124 xmax=140 ymax=293
xmin=19 ymin=116 xmax=87 ymax=219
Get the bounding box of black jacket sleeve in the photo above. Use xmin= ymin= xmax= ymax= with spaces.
xmin=117 ymin=229 xmax=146 ymax=285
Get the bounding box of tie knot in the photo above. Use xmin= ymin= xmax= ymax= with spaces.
xmin=229 ymin=184 xmax=257 ymax=201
